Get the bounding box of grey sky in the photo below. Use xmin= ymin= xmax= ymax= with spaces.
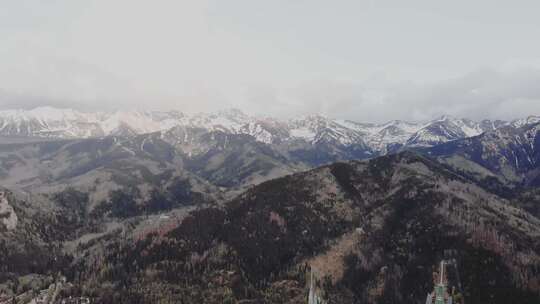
xmin=1 ymin=0 xmax=540 ymax=122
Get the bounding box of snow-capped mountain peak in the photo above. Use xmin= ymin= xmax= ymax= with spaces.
xmin=511 ymin=115 xmax=540 ymax=128
xmin=0 ymin=108 xmax=180 ymax=138
xmin=0 ymin=106 xmax=538 ymax=156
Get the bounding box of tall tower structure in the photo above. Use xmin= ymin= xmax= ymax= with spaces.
xmin=426 ymin=261 xmax=453 ymax=304
xmin=434 ymin=261 xmax=447 ymax=304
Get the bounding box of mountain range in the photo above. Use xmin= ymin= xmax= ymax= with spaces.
xmin=1 ymin=107 xmax=540 ymax=303
xmin=0 ymin=107 xmax=537 ymax=200
xmin=1 ymin=107 xmax=539 ymax=154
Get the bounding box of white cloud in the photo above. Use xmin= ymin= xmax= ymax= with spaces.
xmin=240 ymin=67 xmax=540 ymax=122
xmin=1 ymin=1 xmax=540 ymax=121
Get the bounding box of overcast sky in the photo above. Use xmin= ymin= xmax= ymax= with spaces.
xmin=1 ymin=0 xmax=540 ymax=122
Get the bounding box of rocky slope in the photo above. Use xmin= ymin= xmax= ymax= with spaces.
xmin=0 ymin=189 xmax=73 ymax=298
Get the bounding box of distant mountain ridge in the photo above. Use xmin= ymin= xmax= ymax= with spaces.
xmin=425 ymin=122 xmax=540 ymax=186
xmin=1 ymin=106 xmax=538 ymax=154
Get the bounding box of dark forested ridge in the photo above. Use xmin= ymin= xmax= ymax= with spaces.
xmin=24 ymin=152 xmax=537 ymax=304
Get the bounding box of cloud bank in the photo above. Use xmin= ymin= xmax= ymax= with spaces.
xmin=1 ymin=1 xmax=540 ymax=122
xmin=233 ymin=66 xmax=540 ymax=122
xmin=2 ymin=66 xmax=539 ymax=123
